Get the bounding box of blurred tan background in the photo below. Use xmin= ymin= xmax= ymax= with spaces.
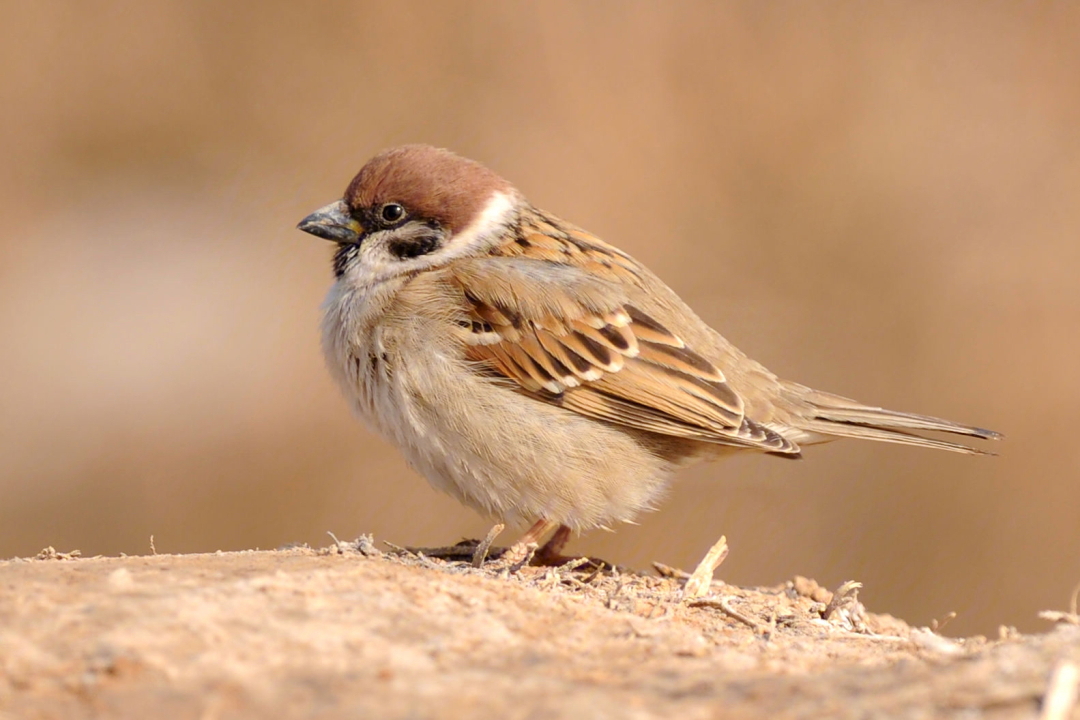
xmin=1 ymin=1 xmax=1077 ymax=637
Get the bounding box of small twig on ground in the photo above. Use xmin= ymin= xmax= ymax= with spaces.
xmin=1038 ymin=612 xmax=1080 ymax=625
xmin=652 ymin=562 xmax=691 ymax=580
xmin=1040 ymin=661 xmax=1080 ymax=720
xmin=322 ymin=533 xmax=380 ymax=557
xmin=327 ymin=531 xmax=347 ymax=552
xmin=683 ymin=535 xmax=729 ymax=599
xmin=822 ymin=580 xmax=863 ymax=621
xmin=581 ymin=563 xmax=606 ymax=585
xmin=547 ymin=556 xmax=596 ymax=590
xmin=472 ymin=523 xmax=505 ymax=568
xmin=930 ymin=611 xmax=957 ymax=634
xmin=1038 ymin=580 xmax=1080 ymax=626
xmin=689 ymin=597 xmax=764 ymax=633
xmin=383 ymin=540 xmax=414 ymax=556
xmin=35 ymin=547 xmax=81 ymax=561
xmin=401 ymin=542 xmax=473 ymax=559
xmin=559 ymin=556 xmax=593 ymax=573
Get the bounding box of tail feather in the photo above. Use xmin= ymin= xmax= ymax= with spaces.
xmin=786 ymin=385 xmax=1002 ymax=456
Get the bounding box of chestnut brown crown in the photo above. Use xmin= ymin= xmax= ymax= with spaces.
xmin=344 ymin=145 xmax=514 ymax=234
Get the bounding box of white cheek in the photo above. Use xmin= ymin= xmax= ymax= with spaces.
xmin=338 ymin=240 xmax=394 ymax=290
xmin=440 ymin=190 xmax=518 ymax=255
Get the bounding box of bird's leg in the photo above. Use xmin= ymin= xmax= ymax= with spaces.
xmin=518 ymin=518 xmax=560 ymax=547
xmin=533 ymin=525 xmax=572 ymax=565
xmin=532 ymin=524 xmax=611 ymax=569
xmin=500 ymin=518 xmax=559 ymax=565
xmin=499 ymin=522 xmax=610 ymax=570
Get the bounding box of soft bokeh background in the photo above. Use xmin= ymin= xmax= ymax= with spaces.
xmin=2 ymin=1 xmax=1077 ymax=637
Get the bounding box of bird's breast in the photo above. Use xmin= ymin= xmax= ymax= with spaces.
xmin=321 ymin=279 xmax=398 ymax=424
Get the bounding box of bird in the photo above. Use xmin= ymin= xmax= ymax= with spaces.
xmin=298 ymin=144 xmax=1000 ymax=564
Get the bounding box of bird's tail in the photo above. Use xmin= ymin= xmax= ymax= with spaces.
xmin=783 ymin=383 xmax=1002 ymax=455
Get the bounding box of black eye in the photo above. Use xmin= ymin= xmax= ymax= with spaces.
xmin=380 ymin=203 xmax=405 ymax=223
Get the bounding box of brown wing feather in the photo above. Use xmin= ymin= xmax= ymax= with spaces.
xmin=448 ymin=245 xmax=800 ymax=455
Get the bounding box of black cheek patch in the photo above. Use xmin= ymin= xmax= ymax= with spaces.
xmin=389 ymin=235 xmax=442 ymax=259
xmin=333 ymin=244 xmax=360 ymax=278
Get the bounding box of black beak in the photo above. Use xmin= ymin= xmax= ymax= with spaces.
xmin=297 ymin=200 xmax=363 ymax=243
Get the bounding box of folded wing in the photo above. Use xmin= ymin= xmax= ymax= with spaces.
xmin=446 ymin=256 xmax=800 ymax=455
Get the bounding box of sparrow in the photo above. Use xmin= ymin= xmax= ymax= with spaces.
xmin=298 ymin=145 xmax=1000 ymax=562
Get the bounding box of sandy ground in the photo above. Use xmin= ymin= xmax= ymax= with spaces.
xmin=1 ymin=537 xmax=1078 ymax=720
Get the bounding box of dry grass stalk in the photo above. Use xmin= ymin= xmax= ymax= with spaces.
xmin=472 ymin=523 xmax=505 ymax=567
xmin=682 ymin=535 xmax=728 ymax=599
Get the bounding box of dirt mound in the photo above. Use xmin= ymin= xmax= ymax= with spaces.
xmin=1 ymin=538 xmax=1077 ymax=719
